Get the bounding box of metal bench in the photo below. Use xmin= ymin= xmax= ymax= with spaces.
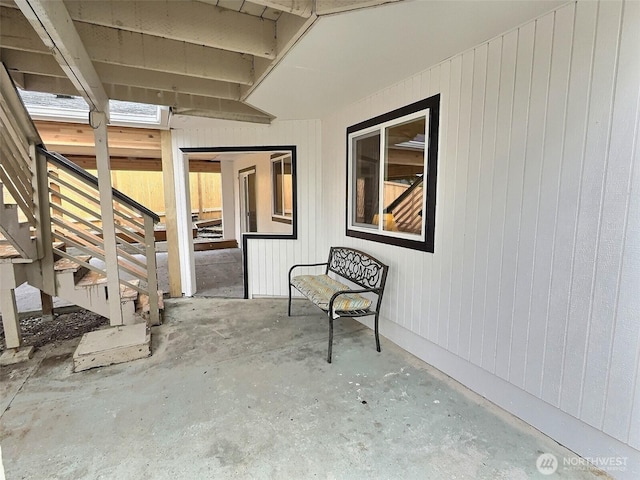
xmin=288 ymin=247 xmax=389 ymax=363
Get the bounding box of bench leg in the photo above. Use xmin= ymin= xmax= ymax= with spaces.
xmin=327 ymin=316 xmax=334 ymax=363
xmin=375 ymin=313 xmax=381 ymax=352
xmin=288 ymin=284 xmax=292 ymax=316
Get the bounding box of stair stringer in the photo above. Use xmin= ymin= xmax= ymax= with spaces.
xmin=55 ymin=269 xmax=110 ymax=319
xmin=0 ymin=184 xmax=37 ymax=260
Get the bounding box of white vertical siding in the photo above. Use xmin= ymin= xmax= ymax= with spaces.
xmin=171 ymin=119 xmax=322 ymax=297
xmin=321 ymin=0 xmax=639 ymax=473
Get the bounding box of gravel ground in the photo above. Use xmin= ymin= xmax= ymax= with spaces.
xmin=0 ymin=310 xmax=108 ymax=353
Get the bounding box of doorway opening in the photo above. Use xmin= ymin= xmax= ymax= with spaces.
xmin=239 ymin=167 xmax=258 ymax=234
xmin=181 ymin=146 xmax=297 ymax=298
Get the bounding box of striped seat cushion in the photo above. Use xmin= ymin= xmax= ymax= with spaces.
xmin=291 ymin=274 xmax=372 ymax=312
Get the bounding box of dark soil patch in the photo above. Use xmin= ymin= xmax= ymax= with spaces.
xmin=0 ymin=310 xmax=108 ymax=353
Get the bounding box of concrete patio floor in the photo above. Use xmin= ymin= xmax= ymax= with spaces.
xmin=1 ymin=298 xmax=605 ymax=479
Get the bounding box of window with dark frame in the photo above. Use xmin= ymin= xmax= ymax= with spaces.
xmin=346 ymin=95 xmax=440 ymax=252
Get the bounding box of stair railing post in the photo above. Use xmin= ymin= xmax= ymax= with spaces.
xmin=31 ymin=145 xmax=56 ymax=317
xmin=92 ymin=111 xmax=123 ymax=326
xmin=144 ymin=214 xmax=160 ymax=326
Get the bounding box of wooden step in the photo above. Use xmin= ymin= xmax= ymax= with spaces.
xmin=54 ymin=255 xmax=92 ymax=284
xmin=75 ymin=270 xmax=108 ymax=288
xmin=120 ymin=279 xmax=140 ymax=301
xmin=0 ymin=241 xmax=35 ymax=264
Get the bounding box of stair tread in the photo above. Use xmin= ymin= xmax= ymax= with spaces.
xmin=120 ymin=279 xmax=140 ymax=300
xmin=0 ymin=242 xmax=24 ymax=260
xmin=76 ymin=270 xmax=107 ymax=287
xmin=54 ymin=255 xmax=92 ymax=272
xmin=138 ymin=290 xmax=165 ymax=312
xmin=0 ymin=240 xmax=65 ymax=261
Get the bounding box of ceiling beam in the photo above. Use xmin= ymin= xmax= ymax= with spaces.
xmin=22 ymin=74 xmax=273 ymax=124
xmin=1 ymin=48 xmax=64 ymax=77
xmin=245 ymin=0 xmax=313 ymax=18
xmin=63 ymin=0 xmax=277 ymax=59
xmin=315 ymin=0 xmax=401 ymax=16
xmin=2 ymin=50 xmax=242 ymax=101
xmin=94 ymin=64 xmax=242 ymax=101
xmin=14 ymin=0 xmax=109 ymax=116
xmin=0 ymin=7 xmax=254 ymax=85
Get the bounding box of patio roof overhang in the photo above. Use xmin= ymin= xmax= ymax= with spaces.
xmin=0 ymin=0 xmax=400 ymax=123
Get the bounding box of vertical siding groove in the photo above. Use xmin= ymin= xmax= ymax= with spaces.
xmin=494 ymin=28 xmax=520 ymax=377
xmin=507 ymin=21 xmax=536 ymax=386
xmin=574 ymin=0 xmax=622 ymax=422
xmin=586 ymin=0 xmax=628 ymax=429
xmin=541 ymin=2 xmax=577 ymax=403
xmin=469 ymin=42 xmax=490 ymax=365
xmin=489 ymin=32 xmax=515 ymax=374
xmin=524 ymin=11 xmax=556 ymax=396
xmin=558 ymin=0 xmax=598 ymax=414
xmin=559 ymin=0 xmax=598 ymax=414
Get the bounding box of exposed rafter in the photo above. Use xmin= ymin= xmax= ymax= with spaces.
xmin=63 ymin=0 xmax=277 ymax=59
xmin=1 ymin=49 xmax=242 ymax=100
xmin=20 ymin=74 xmax=272 ymax=124
xmin=13 ymin=0 xmax=109 ymax=116
xmin=244 ymin=0 xmax=313 ymax=18
xmin=0 ymin=7 xmax=254 ymax=85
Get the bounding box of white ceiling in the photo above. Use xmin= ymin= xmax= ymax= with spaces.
xmin=246 ymin=0 xmax=568 ymax=120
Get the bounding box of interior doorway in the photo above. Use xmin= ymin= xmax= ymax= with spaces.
xmin=180 ymin=146 xmax=298 ymax=299
xmin=239 ymin=167 xmax=257 ymax=233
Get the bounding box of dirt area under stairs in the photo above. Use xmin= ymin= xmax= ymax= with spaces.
xmin=0 ymin=309 xmax=107 ymax=354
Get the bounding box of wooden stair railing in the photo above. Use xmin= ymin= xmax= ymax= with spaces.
xmin=40 ymin=148 xmax=161 ymax=325
xmin=0 ymin=68 xmax=38 ymax=259
xmin=385 ymin=176 xmax=424 ymax=235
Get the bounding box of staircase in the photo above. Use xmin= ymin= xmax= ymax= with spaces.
xmin=385 ymin=176 xmax=424 ymax=234
xmin=0 ymin=64 xmax=162 ymax=371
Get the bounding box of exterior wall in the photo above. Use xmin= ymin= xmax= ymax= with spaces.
xmin=321 ymin=0 xmax=639 ymax=476
xmin=171 ymin=119 xmax=322 ymax=297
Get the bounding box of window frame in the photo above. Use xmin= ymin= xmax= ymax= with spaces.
xmin=271 ymin=153 xmax=293 ymax=224
xmin=346 ymin=94 xmax=440 ymax=252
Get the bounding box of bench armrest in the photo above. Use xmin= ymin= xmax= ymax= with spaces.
xmin=288 ymin=262 xmax=329 ymax=283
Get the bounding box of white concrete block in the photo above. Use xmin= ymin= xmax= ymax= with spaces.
xmin=73 ymin=323 xmax=150 ymax=372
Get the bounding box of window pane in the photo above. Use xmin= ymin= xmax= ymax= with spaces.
xmin=273 ymin=160 xmax=283 ymax=215
xmin=272 ymin=157 xmax=293 ymax=218
xmin=383 ymin=118 xmax=425 ymax=235
xmin=283 ymin=157 xmax=292 ymax=217
xmin=353 ymin=132 xmax=380 ymax=228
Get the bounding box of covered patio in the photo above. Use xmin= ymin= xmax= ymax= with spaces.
xmin=1 ymin=0 xmax=638 ymax=478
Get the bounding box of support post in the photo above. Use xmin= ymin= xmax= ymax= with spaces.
xmin=1 ymin=289 xmax=21 ymax=349
xmin=31 ymin=145 xmax=56 ymax=313
xmin=160 ymin=130 xmax=182 ymax=297
xmin=40 ymin=291 xmax=54 ymax=320
xmin=144 ymin=214 xmax=160 ymax=326
xmin=92 ymin=111 xmax=123 ymax=326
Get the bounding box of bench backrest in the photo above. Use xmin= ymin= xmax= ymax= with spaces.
xmin=327 ymin=247 xmax=388 ymax=292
